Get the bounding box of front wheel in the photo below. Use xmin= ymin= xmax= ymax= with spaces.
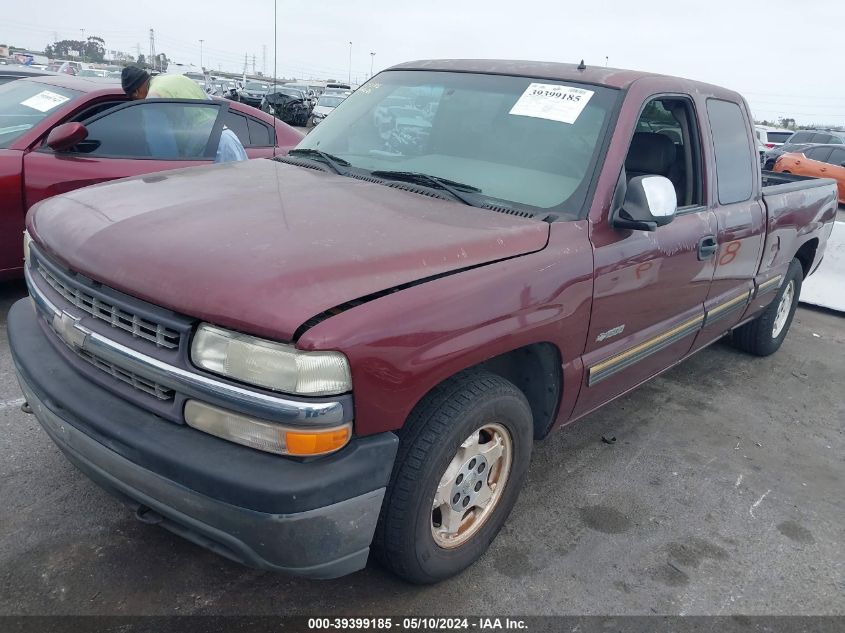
xmin=373 ymin=372 xmax=533 ymax=584
xmin=732 ymin=258 xmax=803 ymax=356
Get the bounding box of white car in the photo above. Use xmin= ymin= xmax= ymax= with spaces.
xmin=309 ymin=93 xmax=347 ymax=126
xmin=755 ymin=125 xmax=793 ymax=149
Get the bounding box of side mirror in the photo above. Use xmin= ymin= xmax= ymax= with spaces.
xmin=45 ymin=122 xmax=88 ymax=152
xmin=612 ymin=175 xmax=677 ymax=232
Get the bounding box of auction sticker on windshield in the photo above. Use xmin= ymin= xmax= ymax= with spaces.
xmin=20 ymin=90 xmax=70 ymax=113
xmin=509 ymin=83 xmax=594 ymax=124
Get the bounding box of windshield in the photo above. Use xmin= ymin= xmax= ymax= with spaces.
xmin=317 ymin=95 xmax=344 ymax=108
xmin=0 ymin=81 xmax=80 ymax=148
xmin=299 ymin=70 xmax=619 ymax=213
xmin=245 ymin=82 xmax=270 ymax=91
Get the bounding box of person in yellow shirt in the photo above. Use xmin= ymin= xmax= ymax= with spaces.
xmin=121 ymin=66 xmax=247 ymax=162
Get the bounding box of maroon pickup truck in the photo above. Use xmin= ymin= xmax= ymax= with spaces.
xmin=9 ymin=60 xmax=838 ymax=583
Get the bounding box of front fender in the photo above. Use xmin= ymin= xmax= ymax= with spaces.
xmin=298 ymin=221 xmax=595 ymax=436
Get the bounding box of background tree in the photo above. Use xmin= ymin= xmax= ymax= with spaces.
xmin=45 ymin=39 xmax=85 ymax=60
xmin=136 ymin=53 xmax=146 ymax=67
xmin=84 ymin=36 xmax=106 ymax=63
xmin=45 ymin=36 xmax=105 ymax=63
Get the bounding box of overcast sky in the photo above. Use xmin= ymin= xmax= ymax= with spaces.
xmin=3 ymin=0 xmax=843 ymax=125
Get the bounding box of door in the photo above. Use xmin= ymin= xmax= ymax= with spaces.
xmin=23 ymin=99 xmax=227 ymax=208
xmin=692 ymin=99 xmax=767 ymax=350
xmin=574 ymin=95 xmax=717 ymax=417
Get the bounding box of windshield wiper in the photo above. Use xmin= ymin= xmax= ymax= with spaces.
xmin=287 ymin=148 xmax=349 ymax=175
xmin=370 ymin=170 xmax=482 ymax=207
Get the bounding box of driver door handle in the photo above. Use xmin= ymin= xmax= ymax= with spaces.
xmin=698 ymin=235 xmax=718 ymax=260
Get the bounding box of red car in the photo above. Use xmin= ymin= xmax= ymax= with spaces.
xmin=0 ymin=74 xmax=303 ymax=280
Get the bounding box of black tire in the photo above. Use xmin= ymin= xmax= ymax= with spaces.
xmin=732 ymin=258 xmax=803 ymax=356
xmin=373 ymin=371 xmax=533 ymax=584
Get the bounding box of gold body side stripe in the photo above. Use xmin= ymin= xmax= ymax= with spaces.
xmin=757 ymin=275 xmax=783 ymax=293
xmin=588 ymin=314 xmax=704 ymax=384
xmin=705 ymin=290 xmax=752 ymax=322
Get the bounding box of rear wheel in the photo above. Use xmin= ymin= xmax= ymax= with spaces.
xmin=732 ymin=258 xmax=803 ymax=356
xmin=373 ymin=371 xmax=533 ymax=584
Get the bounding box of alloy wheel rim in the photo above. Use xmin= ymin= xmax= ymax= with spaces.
xmin=772 ymin=279 xmax=795 ymax=338
xmin=431 ymin=422 xmax=513 ymax=549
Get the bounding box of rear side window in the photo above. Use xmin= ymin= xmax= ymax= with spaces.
xmin=767 ymin=132 xmax=793 ymax=143
xmin=789 ymin=132 xmax=813 ymax=143
xmin=827 ymin=148 xmax=845 ymax=166
xmin=223 ymin=111 xmax=250 ymax=146
xmin=247 ymin=117 xmax=273 ymax=146
xmin=805 ymin=146 xmax=833 ymax=162
xmin=811 ymin=133 xmax=834 ymax=143
xmin=706 ymin=99 xmax=753 ymax=204
xmin=223 ymin=111 xmax=273 ymax=147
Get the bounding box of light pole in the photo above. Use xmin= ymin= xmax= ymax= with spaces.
xmin=348 ymin=41 xmax=352 ymax=84
xmin=80 ymin=28 xmax=86 ymax=62
xmin=370 ymin=52 xmax=375 ymax=77
xmin=199 ymin=39 xmax=204 ymax=70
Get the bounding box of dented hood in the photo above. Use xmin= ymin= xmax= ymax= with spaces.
xmin=29 ymin=159 xmax=549 ymax=341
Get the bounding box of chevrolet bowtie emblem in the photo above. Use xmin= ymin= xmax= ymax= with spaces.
xmin=52 ymin=311 xmax=87 ymax=349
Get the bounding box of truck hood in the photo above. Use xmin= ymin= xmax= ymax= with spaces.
xmin=29 ymin=159 xmax=549 ymax=341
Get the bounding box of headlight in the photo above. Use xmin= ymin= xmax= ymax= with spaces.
xmin=191 ymin=324 xmax=352 ymax=396
xmin=23 ymin=230 xmax=32 ymax=265
xmin=184 ymin=400 xmax=351 ymax=456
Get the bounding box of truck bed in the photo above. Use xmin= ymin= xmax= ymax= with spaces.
xmin=759 ymin=170 xmax=838 ymax=280
xmin=761 ymin=169 xmax=834 ymax=193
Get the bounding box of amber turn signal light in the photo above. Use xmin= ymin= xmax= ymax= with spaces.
xmin=285 ymin=427 xmax=351 ymax=456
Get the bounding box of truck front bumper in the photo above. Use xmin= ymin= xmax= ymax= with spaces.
xmin=9 ymin=299 xmax=398 ymax=579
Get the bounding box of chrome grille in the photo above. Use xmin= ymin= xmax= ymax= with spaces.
xmin=76 ymin=348 xmax=174 ymax=401
xmin=37 ymin=262 xmax=181 ymax=350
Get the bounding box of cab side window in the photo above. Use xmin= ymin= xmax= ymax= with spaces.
xmin=706 ymin=99 xmax=754 ymax=205
xmin=625 ymin=97 xmax=704 ymax=208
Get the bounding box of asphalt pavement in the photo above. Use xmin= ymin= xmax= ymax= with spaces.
xmin=0 ymin=280 xmax=842 ymax=616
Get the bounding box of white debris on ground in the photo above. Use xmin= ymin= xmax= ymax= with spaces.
xmin=801 ymin=221 xmax=845 ymax=312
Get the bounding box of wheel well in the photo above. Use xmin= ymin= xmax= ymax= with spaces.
xmin=475 ymin=343 xmax=562 ymax=440
xmin=795 ymin=239 xmax=819 ymax=278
